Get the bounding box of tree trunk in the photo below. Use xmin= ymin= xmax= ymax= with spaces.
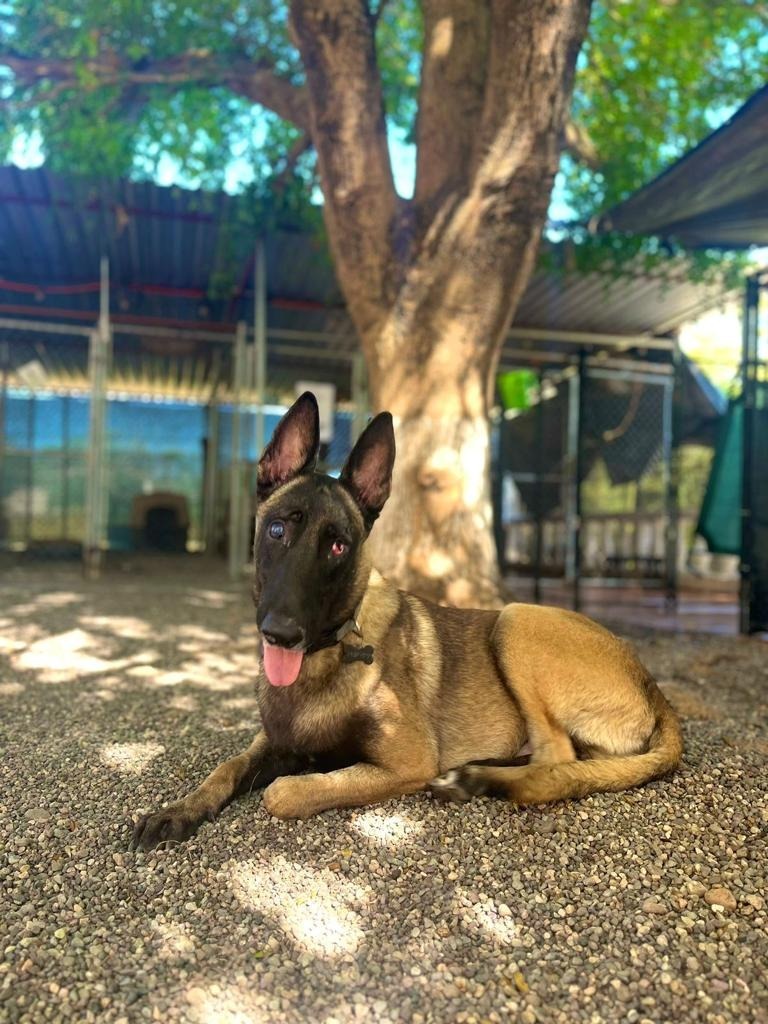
xmin=361 ymin=211 xmax=543 ymax=608
xmin=290 ymin=0 xmax=592 ymax=606
xmin=369 ymin=370 xmax=501 ymax=608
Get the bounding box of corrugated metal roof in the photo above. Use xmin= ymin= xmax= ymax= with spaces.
xmin=513 ymin=261 xmax=726 ymax=338
xmin=599 ymin=83 xmax=768 ymax=248
xmin=0 ymin=164 xmax=735 ymax=392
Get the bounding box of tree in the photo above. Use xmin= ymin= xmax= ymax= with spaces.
xmin=2 ymin=1 xmax=766 ymax=605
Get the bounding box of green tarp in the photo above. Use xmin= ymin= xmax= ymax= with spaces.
xmin=697 ymin=399 xmax=742 ymax=556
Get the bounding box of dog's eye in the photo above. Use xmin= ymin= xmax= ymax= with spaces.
xmin=268 ymin=520 xmax=285 ymax=540
xmin=331 ymin=539 xmax=347 ymax=557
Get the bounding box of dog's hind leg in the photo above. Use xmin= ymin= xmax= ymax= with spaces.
xmin=131 ymin=731 xmax=306 ymax=850
xmin=432 ymin=686 xmax=682 ymax=806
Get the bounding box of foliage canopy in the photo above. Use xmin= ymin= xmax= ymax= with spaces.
xmin=1 ymin=1 xmax=766 ymax=259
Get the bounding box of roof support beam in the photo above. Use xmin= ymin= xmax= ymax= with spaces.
xmin=505 ymin=326 xmax=674 ymax=351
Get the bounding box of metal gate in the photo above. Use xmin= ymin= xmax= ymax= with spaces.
xmin=740 ymin=272 xmax=768 ymax=634
xmin=496 ymin=353 xmax=677 ymax=610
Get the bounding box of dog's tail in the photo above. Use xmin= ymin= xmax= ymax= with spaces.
xmin=468 ymin=687 xmax=683 ymax=806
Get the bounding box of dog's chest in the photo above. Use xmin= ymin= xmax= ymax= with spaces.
xmin=258 ymin=679 xmax=374 ymax=764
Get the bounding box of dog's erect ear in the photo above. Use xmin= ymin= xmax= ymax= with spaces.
xmin=340 ymin=412 xmax=396 ymax=529
xmin=257 ymin=392 xmax=320 ymax=501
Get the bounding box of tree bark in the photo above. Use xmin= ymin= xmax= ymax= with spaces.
xmin=369 ymin=360 xmax=502 ymax=607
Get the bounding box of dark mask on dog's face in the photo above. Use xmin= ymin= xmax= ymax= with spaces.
xmin=252 ymin=392 xmax=395 ymax=686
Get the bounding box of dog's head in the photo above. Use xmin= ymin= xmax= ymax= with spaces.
xmin=252 ymin=392 xmax=395 ymax=686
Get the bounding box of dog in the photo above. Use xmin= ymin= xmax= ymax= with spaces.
xmin=132 ymin=392 xmax=683 ymax=850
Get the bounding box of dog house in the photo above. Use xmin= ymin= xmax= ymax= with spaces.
xmin=131 ymin=491 xmax=190 ymax=552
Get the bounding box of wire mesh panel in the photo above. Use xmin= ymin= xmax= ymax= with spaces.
xmin=580 ymin=368 xmax=673 ymax=582
xmin=497 ymin=369 xmax=567 ymax=579
xmin=0 ymin=392 xmax=88 ymax=551
xmin=496 ymin=360 xmax=676 ymax=604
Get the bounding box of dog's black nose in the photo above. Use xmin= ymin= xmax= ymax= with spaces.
xmin=260 ymin=612 xmax=306 ymax=650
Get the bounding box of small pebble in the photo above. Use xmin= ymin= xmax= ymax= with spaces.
xmin=704 ymin=887 xmax=738 ymax=912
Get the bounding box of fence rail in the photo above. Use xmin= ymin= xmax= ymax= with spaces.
xmin=503 ymin=511 xmax=714 ymax=579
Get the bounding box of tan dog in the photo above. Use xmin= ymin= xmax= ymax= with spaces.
xmin=132 ymin=393 xmax=683 ymax=850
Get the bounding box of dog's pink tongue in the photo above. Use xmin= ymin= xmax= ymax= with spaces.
xmin=263 ymin=643 xmax=304 ymax=687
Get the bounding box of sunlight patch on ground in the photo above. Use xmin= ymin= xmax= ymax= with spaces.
xmin=0 ymin=621 xmax=46 ymax=654
xmin=0 ymin=636 xmax=27 ymax=654
xmin=101 ymin=741 xmax=165 ymax=775
xmin=167 ymin=694 xmax=199 ymax=712
xmin=181 ymin=982 xmax=271 ymax=1024
xmin=150 ymin=917 xmax=196 ymax=960
xmin=175 ymin=653 xmax=251 ymax=692
xmin=83 ymin=675 xmax=127 ymax=702
xmin=184 ymin=589 xmax=235 ymax=610
xmin=0 ymin=682 xmax=24 ymax=696
xmin=351 ymin=809 xmax=425 ymax=848
xmin=176 ymin=624 xmax=232 ymax=643
xmin=12 ymin=629 xmax=130 ymax=680
xmin=126 ymin=665 xmax=157 ymax=679
xmin=229 ymin=855 xmax=370 ymax=958
xmin=5 ymin=592 xmax=84 ymax=616
xmin=454 ymin=886 xmax=519 ymax=946
xmin=153 ymin=670 xmax=190 ymax=687
xmin=131 ymin=649 xmax=162 ymax=664
xmin=79 ymin=615 xmax=154 ymax=640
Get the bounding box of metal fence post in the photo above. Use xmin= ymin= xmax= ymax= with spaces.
xmin=0 ymin=342 xmax=8 ymax=545
xmin=533 ymin=369 xmax=545 ymax=604
xmin=84 ymin=256 xmax=112 ymax=578
xmin=565 ymin=353 xmax=584 ymax=610
xmin=229 ymin=321 xmax=247 ymax=579
xmin=739 ymin=276 xmax=760 ymax=634
xmin=663 ymin=339 xmax=680 ymax=610
xmin=202 ymin=402 xmax=219 ymax=554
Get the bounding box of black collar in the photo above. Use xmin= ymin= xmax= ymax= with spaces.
xmin=305 ymin=600 xmax=374 ymax=664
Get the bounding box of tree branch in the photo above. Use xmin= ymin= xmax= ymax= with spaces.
xmin=562 ymin=118 xmax=601 ymax=169
xmin=414 ymin=0 xmax=489 ymax=219
xmin=289 ymin=0 xmax=400 ymax=339
xmin=473 ymin=1 xmax=592 ymax=177
xmin=375 ymin=0 xmax=593 ymax=401
xmin=273 ymin=132 xmax=313 ymax=192
xmin=0 ymin=50 xmax=311 ymax=132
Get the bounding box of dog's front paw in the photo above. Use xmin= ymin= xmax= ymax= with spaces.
xmin=428 ymin=766 xmax=488 ymax=803
xmin=262 ymin=776 xmax=315 ymax=820
xmin=130 ymin=801 xmax=212 ymax=851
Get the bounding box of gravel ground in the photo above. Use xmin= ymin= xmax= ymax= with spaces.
xmin=1 ymin=559 xmax=766 ymax=1024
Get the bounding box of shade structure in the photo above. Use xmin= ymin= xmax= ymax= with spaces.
xmin=599 ymin=83 xmax=768 ymax=249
